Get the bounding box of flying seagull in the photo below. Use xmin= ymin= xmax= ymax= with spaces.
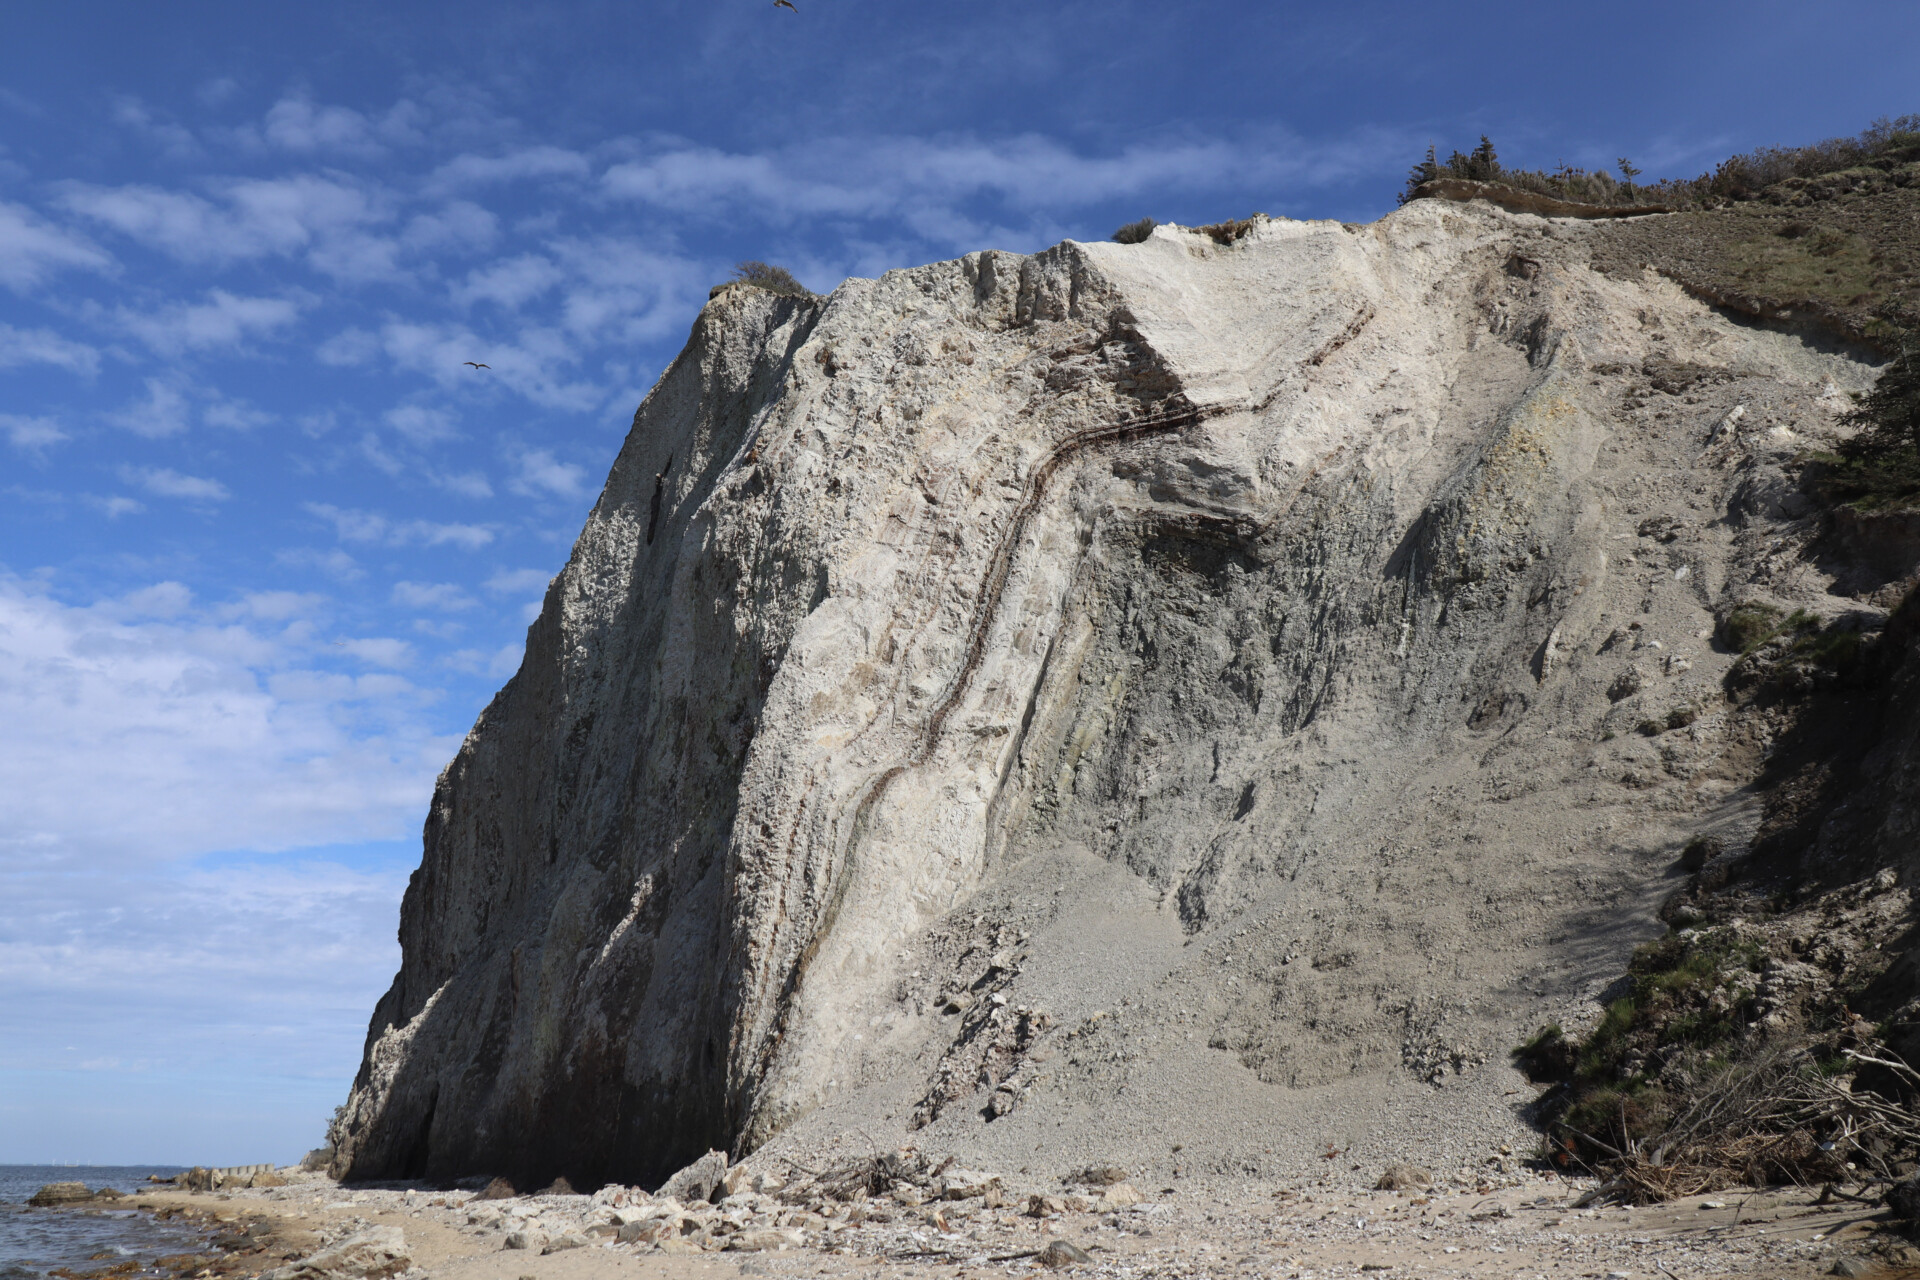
xmin=774 ymin=0 xmax=796 ymax=10
xmin=464 ymin=361 xmax=490 ymax=369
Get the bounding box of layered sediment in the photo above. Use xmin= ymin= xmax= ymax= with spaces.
xmin=331 ymin=200 xmax=1893 ymax=1189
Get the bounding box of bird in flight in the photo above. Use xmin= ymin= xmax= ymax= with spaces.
xmin=774 ymin=0 xmax=796 ymax=10
xmin=464 ymin=361 xmax=491 ymax=369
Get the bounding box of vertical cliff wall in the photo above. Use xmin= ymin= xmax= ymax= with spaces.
xmin=330 ymin=202 xmax=1887 ymax=1187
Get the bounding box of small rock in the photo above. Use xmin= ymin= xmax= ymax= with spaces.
xmin=1830 ymin=1258 xmax=1874 ymax=1278
xmin=540 ymin=1234 xmax=588 ymax=1254
xmin=1374 ymin=1163 xmax=1432 ymax=1191
xmin=1061 ymin=1193 xmax=1097 ymax=1213
xmin=503 ymin=1232 xmax=541 ymax=1251
xmin=726 ymin=1229 xmax=800 ymax=1252
xmin=1027 ymin=1195 xmax=1065 ymax=1218
xmin=938 ymin=1168 xmax=999 ymax=1200
xmin=1095 ymin=1183 xmax=1143 ymax=1211
xmin=28 ymin=1182 xmax=93 ymax=1207
xmin=659 ymin=1235 xmax=707 ymax=1255
xmin=249 ymin=1170 xmax=288 ymax=1188
xmin=893 ymin=1182 xmax=925 ymax=1207
xmin=475 ymin=1177 xmax=518 ymax=1201
xmin=1071 ymin=1165 xmax=1129 ymax=1186
xmin=658 ymin=1150 xmax=730 ymax=1205
xmin=617 ymin=1219 xmax=676 ymax=1244
xmin=1038 ymin=1239 xmax=1093 ymax=1268
xmin=538 ymin=1176 xmax=577 ymax=1196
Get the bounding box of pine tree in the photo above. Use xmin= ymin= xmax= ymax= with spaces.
xmin=1467 ymin=136 xmax=1500 ymax=182
xmin=1400 ymin=145 xmax=1441 ymax=203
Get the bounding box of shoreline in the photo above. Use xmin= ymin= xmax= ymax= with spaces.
xmin=28 ymin=1164 xmax=1903 ymax=1280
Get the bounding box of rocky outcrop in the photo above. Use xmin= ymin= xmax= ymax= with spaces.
xmin=332 ymin=202 xmax=1890 ymax=1189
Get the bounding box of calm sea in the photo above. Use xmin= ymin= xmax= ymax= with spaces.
xmin=0 ymin=1167 xmax=208 ymax=1280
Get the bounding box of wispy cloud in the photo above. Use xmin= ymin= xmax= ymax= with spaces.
xmin=2 ymin=414 xmax=69 ymax=456
xmin=120 ymin=465 xmax=231 ymax=502
xmin=509 ymin=447 xmax=590 ymax=499
xmin=113 ymin=288 xmax=306 ymax=357
xmin=0 ymin=576 xmax=450 ymax=868
xmin=305 ymin=501 xmax=494 ymax=550
xmin=104 ymin=377 xmax=193 ymax=438
xmin=392 ymin=580 xmax=475 ymax=611
xmin=0 ymin=322 xmax=101 ymax=374
xmin=482 ymin=567 xmax=551 ymax=595
xmin=0 ymin=198 xmax=113 ymax=291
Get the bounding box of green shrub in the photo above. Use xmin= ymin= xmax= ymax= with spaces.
xmin=1112 ymin=217 xmax=1157 ymax=245
xmin=1718 ymin=602 xmax=1784 ymax=653
xmin=1814 ymin=317 xmax=1920 ymax=510
xmin=728 ymin=261 xmax=810 ymax=297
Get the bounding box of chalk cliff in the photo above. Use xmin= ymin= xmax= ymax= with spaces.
xmin=330 ymin=200 xmax=1891 ymax=1188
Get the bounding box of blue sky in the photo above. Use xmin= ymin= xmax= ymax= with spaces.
xmin=1 ymin=0 xmax=1915 ymax=1165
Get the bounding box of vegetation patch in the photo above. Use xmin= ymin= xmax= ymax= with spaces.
xmin=726 ymin=260 xmax=811 ymax=297
xmin=1401 ymin=116 xmax=1920 ymax=211
xmin=1112 ymin=217 xmax=1157 ymax=245
xmin=1199 ymin=217 xmax=1259 ymax=245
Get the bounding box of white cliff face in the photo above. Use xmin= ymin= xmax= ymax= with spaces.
xmin=332 ymin=202 xmax=1881 ymax=1187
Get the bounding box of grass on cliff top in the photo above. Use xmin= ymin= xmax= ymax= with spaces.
xmin=1401 ymin=115 xmax=1920 ymax=209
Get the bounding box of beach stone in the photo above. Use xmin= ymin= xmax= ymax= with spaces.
xmin=938 ymin=1168 xmax=999 ymax=1200
xmin=659 ymin=1236 xmax=707 ymax=1254
xmin=262 ymin=1226 xmax=409 ymax=1280
xmin=503 ymin=1232 xmax=540 ymax=1251
xmin=540 ymin=1234 xmax=588 ymax=1254
xmin=1027 ymin=1195 xmax=1065 ymax=1218
xmin=893 ymin=1183 xmax=925 ymax=1206
xmin=250 ymin=1170 xmax=288 ymax=1188
xmin=474 ymin=1177 xmax=517 ymax=1201
xmin=1095 ymin=1183 xmax=1143 ymax=1211
xmin=1375 ymin=1162 xmax=1434 ymax=1190
xmin=538 ymin=1177 xmax=576 ymax=1196
xmin=618 ymin=1220 xmax=676 ymax=1244
xmin=658 ymin=1150 xmax=729 ymax=1204
xmin=300 ymin=1147 xmax=334 ymax=1172
xmin=1061 ymin=1193 xmax=1097 ymax=1213
xmin=29 ymin=1182 xmax=94 ymax=1206
xmin=726 ymin=1229 xmax=800 ymax=1252
xmin=1831 ymin=1258 xmax=1875 ymax=1278
xmin=1038 ymin=1240 xmax=1093 ymax=1268
xmin=1071 ymin=1166 xmax=1129 ymax=1187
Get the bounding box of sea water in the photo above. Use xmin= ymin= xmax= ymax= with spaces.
xmin=0 ymin=1167 xmax=208 ymax=1280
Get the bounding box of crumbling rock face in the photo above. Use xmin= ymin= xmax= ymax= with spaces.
xmin=333 ymin=203 xmax=1887 ymax=1189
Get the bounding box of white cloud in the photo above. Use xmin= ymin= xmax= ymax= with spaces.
xmin=334 ymin=636 xmax=413 ymax=668
xmin=105 ymin=378 xmax=193 ymax=438
xmin=2 ymin=414 xmax=68 ymax=455
xmin=58 ymin=175 xmax=400 ymax=282
xmin=452 ymin=253 xmax=562 ymax=310
xmin=0 ymin=322 xmax=101 ymax=374
xmin=0 ymin=199 xmax=113 ymax=291
xmin=0 ymin=576 xmax=450 ymax=868
xmin=85 ymin=494 xmax=145 ymax=519
xmin=482 ymin=567 xmax=551 ymax=595
xmin=120 ymin=466 xmax=231 ymax=502
xmin=509 ymin=448 xmax=590 ymax=499
xmin=113 ymin=288 xmax=305 ymax=357
xmin=202 ymin=396 xmax=274 ymax=431
xmin=275 ymin=547 xmax=362 ymax=581
xmin=434 ymin=470 xmax=493 ymax=499
xmin=111 ymin=97 xmax=201 ymax=161
xmin=255 ymin=94 xmax=425 ymax=157
xmin=391 ymin=581 xmax=475 ymax=612
xmin=384 ymin=404 xmax=459 ymax=445
xmin=425 ymin=146 xmax=591 ymax=194
xmin=304 ymin=502 xmax=494 ymax=550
